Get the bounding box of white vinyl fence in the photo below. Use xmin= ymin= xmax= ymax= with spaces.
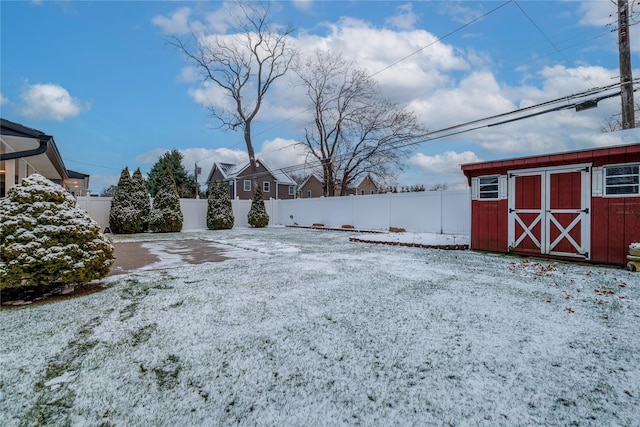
xmin=76 ymin=189 xmax=470 ymax=235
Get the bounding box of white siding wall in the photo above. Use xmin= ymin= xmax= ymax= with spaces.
xmin=76 ymin=189 xmax=470 ymax=235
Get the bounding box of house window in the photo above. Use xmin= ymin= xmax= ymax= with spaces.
xmin=605 ymin=164 xmax=639 ymax=196
xmin=244 ymin=180 xmax=251 ymax=192
xmin=307 ymin=190 xmax=312 ymax=198
xmin=479 ymin=176 xmax=500 ymax=199
xmin=263 ymin=181 xmax=270 ymax=192
xmin=289 ymin=185 xmax=294 ymax=195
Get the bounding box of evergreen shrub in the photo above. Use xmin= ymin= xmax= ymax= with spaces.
xmin=0 ymin=174 xmax=115 ymax=291
xmin=109 ymin=167 xmax=146 ymax=234
xmin=149 ymin=168 xmax=183 ymax=233
xmin=207 ymin=180 xmax=234 ymax=230
xmin=247 ymin=186 xmax=269 ymax=228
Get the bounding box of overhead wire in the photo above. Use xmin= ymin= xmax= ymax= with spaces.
xmin=512 ymin=0 xmax=598 ymax=88
xmin=230 ymin=79 xmax=638 ymax=182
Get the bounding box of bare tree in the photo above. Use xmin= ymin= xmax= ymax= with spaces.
xmin=297 ymin=50 xmax=427 ymax=196
xmin=170 ymin=1 xmax=296 ymax=177
xmin=601 ymin=99 xmax=640 ymax=132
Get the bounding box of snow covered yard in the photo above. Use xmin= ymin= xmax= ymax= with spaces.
xmin=1 ymin=227 xmax=638 ymax=426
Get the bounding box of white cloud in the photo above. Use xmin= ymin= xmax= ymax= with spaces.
xmin=152 ymin=7 xmax=192 ymax=35
xmin=386 ymin=3 xmax=420 ymax=30
xmin=577 ymin=1 xmax=616 ymax=27
xmin=19 ymin=83 xmax=89 ymax=121
xmin=409 ymin=151 xmax=481 ymax=177
xmin=178 ymin=66 xmax=199 ymax=83
xmin=134 ymin=148 xmax=169 ymax=164
xmin=577 ymin=1 xmax=639 ymax=53
xmin=292 ymin=0 xmax=313 ymax=12
xmin=0 ymin=93 xmax=8 ymax=105
xmin=258 ymin=138 xmax=311 ymax=171
xmin=437 ymin=2 xmax=487 ymax=24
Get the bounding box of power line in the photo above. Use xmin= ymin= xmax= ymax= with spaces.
xmin=227 ymin=80 xmax=637 ymax=183
xmin=250 ymin=0 xmax=513 ymax=142
xmin=512 ymin=0 xmax=598 ymax=88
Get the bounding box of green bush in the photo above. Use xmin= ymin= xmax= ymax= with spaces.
xmin=207 ymin=180 xmax=234 ymax=230
xmin=247 ymin=186 xmax=269 ymax=228
xmin=0 ymin=174 xmax=115 ymax=291
xmin=109 ymin=167 xmax=148 ymax=234
xmin=149 ymin=168 xmax=183 ymax=233
xmin=131 ymin=168 xmax=151 ymax=231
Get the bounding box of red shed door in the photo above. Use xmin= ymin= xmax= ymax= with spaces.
xmin=508 ymin=173 xmax=544 ymax=255
xmin=508 ymin=165 xmax=591 ymax=260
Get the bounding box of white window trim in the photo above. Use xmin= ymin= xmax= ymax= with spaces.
xmin=263 ymin=181 xmax=270 ymax=192
xmin=473 ymin=175 xmax=506 ymax=200
xmin=243 ymin=180 xmax=251 ymax=192
xmin=289 ymin=185 xmax=295 ymax=195
xmin=602 ymin=162 xmax=640 ymax=198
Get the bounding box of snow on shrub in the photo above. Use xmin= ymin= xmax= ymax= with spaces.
xmin=207 ymin=180 xmax=234 ymax=230
xmin=109 ymin=167 xmax=148 ymax=234
xmin=131 ymin=168 xmax=151 ymax=231
xmin=149 ymin=168 xmax=183 ymax=233
xmin=247 ymin=186 xmax=269 ymax=228
xmin=631 ymin=243 xmax=640 ymax=249
xmin=0 ymin=174 xmax=115 ymax=291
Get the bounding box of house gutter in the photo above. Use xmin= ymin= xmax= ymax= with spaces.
xmin=0 ymin=135 xmax=50 ymax=160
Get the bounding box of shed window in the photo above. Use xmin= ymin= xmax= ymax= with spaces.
xmin=243 ymin=180 xmax=251 ymax=192
xmin=263 ymin=181 xmax=270 ymax=192
xmin=479 ymin=176 xmax=500 ymax=199
xmin=605 ymin=164 xmax=639 ymax=196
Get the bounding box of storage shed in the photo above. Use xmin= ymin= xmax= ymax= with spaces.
xmin=461 ymin=144 xmax=640 ymax=266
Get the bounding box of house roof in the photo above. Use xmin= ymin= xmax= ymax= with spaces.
xmin=228 ymin=158 xmax=297 ymax=186
xmin=1 ymin=118 xmax=68 ymax=180
xmin=298 ymin=173 xmax=323 ymax=188
xmin=351 ymin=173 xmax=377 ymax=189
xmin=206 ymin=161 xmax=238 ymax=183
xmin=67 ymin=170 xmax=90 ymax=179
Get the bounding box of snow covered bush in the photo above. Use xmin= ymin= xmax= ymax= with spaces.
xmin=247 ymin=186 xmax=269 ymax=228
xmin=131 ymin=168 xmax=151 ymax=231
xmin=149 ymin=168 xmax=183 ymax=233
xmin=0 ymin=174 xmax=114 ymax=291
xmin=109 ymin=167 xmax=147 ymax=234
xmin=207 ymin=180 xmax=234 ymax=230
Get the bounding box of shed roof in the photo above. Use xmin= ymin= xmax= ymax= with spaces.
xmin=461 ymin=143 xmax=640 ymax=183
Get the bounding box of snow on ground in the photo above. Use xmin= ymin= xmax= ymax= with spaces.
xmin=1 ymin=227 xmax=639 ymax=426
xmin=354 ymin=231 xmax=469 ymax=246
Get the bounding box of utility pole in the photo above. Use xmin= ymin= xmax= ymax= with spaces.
xmin=618 ymin=0 xmax=636 ymax=129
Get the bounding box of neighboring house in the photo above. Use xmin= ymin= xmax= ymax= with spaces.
xmin=461 ymin=143 xmax=640 ymax=266
xmin=297 ymin=174 xmax=324 ymax=198
xmin=206 ymin=159 xmax=296 ymax=200
xmin=0 ymin=118 xmax=90 ymax=197
xmin=66 ymin=170 xmax=91 ymax=196
xmin=344 ymin=174 xmax=379 ymax=196
xmin=298 ymin=173 xmax=379 ymax=197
